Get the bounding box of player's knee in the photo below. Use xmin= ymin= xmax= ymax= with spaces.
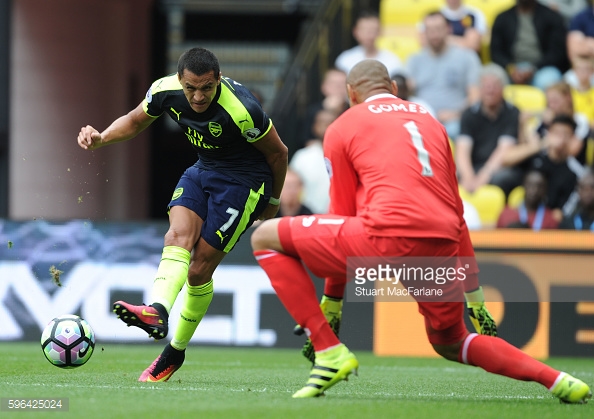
xmin=250 ymin=219 xmax=278 ymax=251
xmin=431 ymin=342 xmax=463 ymax=362
xmin=164 ymin=226 xmax=194 ymax=249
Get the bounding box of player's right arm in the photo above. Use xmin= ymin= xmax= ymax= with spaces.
xmin=324 ymin=123 xmax=357 ymax=216
xmin=77 ymin=102 xmax=155 ymax=150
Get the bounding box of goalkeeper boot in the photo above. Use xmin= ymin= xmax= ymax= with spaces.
xmin=299 ymin=296 xmax=343 ymax=364
xmin=292 ymin=344 xmax=358 ymax=398
xmin=113 ymin=301 xmax=168 ymax=340
xmin=551 ymin=373 xmax=592 ymax=404
xmin=139 ymin=344 xmax=184 ymax=382
xmin=465 ymin=287 xmax=497 ymax=337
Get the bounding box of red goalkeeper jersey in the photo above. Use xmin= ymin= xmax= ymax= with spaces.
xmin=324 ymin=93 xmax=464 ymax=240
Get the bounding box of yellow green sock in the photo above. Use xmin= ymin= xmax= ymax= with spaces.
xmin=170 ymin=279 xmax=213 ymax=351
xmin=151 ymin=246 xmax=191 ymax=313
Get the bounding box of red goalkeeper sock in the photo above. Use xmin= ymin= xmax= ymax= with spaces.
xmin=323 ymin=277 xmax=346 ymax=300
xmin=254 ymin=250 xmax=340 ymax=352
xmin=460 ymin=333 xmax=560 ymax=388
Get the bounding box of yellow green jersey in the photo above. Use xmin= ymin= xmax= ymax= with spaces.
xmin=143 ymin=74 xmax=273 ymax=190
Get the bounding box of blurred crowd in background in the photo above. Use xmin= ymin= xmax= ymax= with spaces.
xmin=281 ymin=0 xmax=594 ymax=232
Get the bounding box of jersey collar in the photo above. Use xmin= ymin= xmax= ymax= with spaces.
xmin=365 ymin=93 xmax=397 ymax=102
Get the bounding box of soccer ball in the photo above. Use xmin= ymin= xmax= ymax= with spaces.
xmin=41 ymin=314 xmax=95 ymax=368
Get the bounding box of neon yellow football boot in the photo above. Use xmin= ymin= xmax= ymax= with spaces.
xmin=551 ymin=373 xmax=592 ymax=404
xmin=294 ymin=295 xmax=343 ymax=363
xmin=292 ymin=344 xmax=358 ymax=398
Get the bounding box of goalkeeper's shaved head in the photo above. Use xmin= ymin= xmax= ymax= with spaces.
xmin=346 ymin=60 xmax=397 ymax=106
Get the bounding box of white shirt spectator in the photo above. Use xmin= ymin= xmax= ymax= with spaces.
xmin=289 ymin=141 xmax=330 ymax=214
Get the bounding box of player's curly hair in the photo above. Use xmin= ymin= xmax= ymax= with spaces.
xmin=177 ymin=47 xmax=220 ymax=78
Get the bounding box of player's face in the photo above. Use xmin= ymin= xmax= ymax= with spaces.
xmin=179 ymin=69 xmax=221 ymax=113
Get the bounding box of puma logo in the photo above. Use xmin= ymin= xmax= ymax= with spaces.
xmin=170 ymin=107 xmax=182 ymax=120
xmin=216 ymin=230 xmax=228 ymax=243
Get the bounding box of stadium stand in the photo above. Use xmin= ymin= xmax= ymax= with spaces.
xmin=378 ymin=0 xmax=589 ymax=229
xmin=378 ymin=0 xmax=517 ymax=64
xmin=379 ymin=0 xmax=443 ymax=26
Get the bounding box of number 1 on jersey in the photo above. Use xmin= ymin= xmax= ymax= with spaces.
xmin=404 ymin=121 xmax=434 ymax=177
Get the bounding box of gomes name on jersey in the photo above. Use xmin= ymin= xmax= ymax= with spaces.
xmin=367 ymin=102 xmax=430 ymax=114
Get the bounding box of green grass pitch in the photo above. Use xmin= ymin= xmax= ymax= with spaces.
xmin=0 ymin=342 xmax=592 ymax=418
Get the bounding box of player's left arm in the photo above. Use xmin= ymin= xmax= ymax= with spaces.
xmin=251 ymin=124 xmax=288 ymax=219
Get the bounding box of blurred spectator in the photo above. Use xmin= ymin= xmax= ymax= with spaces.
xmin=536 ymin=81 xmax=589 ymax=160
xmin=299 ymin=68 xmax=348 ymax=149
xmin=490 ymin=0 xmax=568 ymax=90
xmin=335 ymin=11 xmax=404 ymax=77
xmin=564 ymin=54 xmax=594 ymax=91
xmin=567 ymin=57 xmax=594 ymax=127
xmin=567 ymin=1 xmax=594 ymax=62
xmin=504 ymin=114 xmax=586 ymax=214
xmin=539 ymin=0 xmax=587 ymax=25
xmin=419 ymin=0 xmax=488 ymax=55
xmin=290 ymin=108 xmax=337 ymax=214
xmin=456 ymin=63 xmax=522 ymax=195
xmin=497 ymin=169 xmax=559 ymax=229
xmin=276 ymin=169 xmax=313 ymax=218
xmin=392 ymin=73 xmax=436 ymax=116
xmin=559 ymin=167 xmax=594 ymax=229
xmin=408 ymin=11 xmax=481 ymax=139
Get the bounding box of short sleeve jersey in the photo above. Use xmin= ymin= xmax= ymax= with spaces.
xmin=142 ymin=74 xmax=273 ymax=190
xmin=324 ymin=94 xmax=463 ymax=240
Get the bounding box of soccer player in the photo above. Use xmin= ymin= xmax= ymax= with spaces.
xmin=77 ymin=47 xmax=288 ymax=382
xmin=250 ymin=60 xmax=591 ymax=402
